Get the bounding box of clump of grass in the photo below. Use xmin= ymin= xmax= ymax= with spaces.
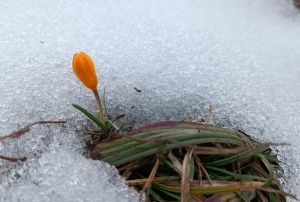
xmin=70 ymin=51 xmax=292 ymax=201
xmin=90 ymin=121 xmax=291 ymax=202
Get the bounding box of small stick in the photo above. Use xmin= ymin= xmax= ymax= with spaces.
xmin=83 ymin=125 xmax=101 ymax=135
xmin=0 ymin=155 xmax=27 ymax=162
xmin=134 ymin=87 xmax=142 ymax=93
xmin=126 ymin=176 xmax=178 ymax=186
xmin=141 ymin=158 xmax=160 ymax=193
xmin=0 ymin=120 xmax=66 ymax=141
xmin=113 ymin=114 xmax=125 ymax=121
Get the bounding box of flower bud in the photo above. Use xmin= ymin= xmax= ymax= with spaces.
xmin=72 ymin=51 xmax=98 ymax=91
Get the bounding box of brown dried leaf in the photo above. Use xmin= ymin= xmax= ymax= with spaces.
xmin=168 ymin=151 xmax=183 ymax=176
xmin=181 ymin=149 xmax=193 ymax=202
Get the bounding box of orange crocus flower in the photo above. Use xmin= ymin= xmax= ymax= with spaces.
xmin=72 ymin=51 xmax=105 ymax=124
xmin=72 ymin=51 xmax=98 ymax=92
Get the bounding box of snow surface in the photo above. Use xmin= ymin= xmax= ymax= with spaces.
xmin=0 ymin=0 xmax=300 ymax=201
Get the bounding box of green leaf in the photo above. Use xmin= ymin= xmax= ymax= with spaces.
xmin=162 ymin=159 xmax=181 ymax=175
xmin=153 ymin=186 xmax=181 ymax=200
xmin=206 ymin=166 xmax=271 ymax=183
xmin=257 ymin=154 xmax=274 ymax=186
xmin=106 ymin=119 xmax=120 ymax=131
xmin=206 ymin=144 xmax=270 ymax=167
xmin=149 ymin=189 xmax=165 ymax=202
xmin=72 ymin=104 xmax=107 ymax=132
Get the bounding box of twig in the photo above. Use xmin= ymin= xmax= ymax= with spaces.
xmin=0 ymin=120 xmax=66 ymax=141
xmin=126 ymin=176 xmax=178 ymax=186
xmin=83 ymin=125 xmax=101 ymax=135
xmin=141 ymin=158 xmax=160 ymax=193
xmin=0 ymin=155 xmax=27 ymax=162
xmin=134 ymin=87 xmax=142 ymax=93
xmin=113 ymin=114 xmax=125 ymax=121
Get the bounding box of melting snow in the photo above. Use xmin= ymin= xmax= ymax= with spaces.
xmin=0 ymin=0 xmax=300 ymax=201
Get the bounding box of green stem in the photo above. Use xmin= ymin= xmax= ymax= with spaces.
xmin=93 ymin=90 xmax=105 ymax=125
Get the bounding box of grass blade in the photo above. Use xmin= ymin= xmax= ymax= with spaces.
xmin=181 ymin=149 xmax=193 ymax=202
xmin=155 ymin=180 xmax=266 ymax=194
xmin=206 ymin=144 xmax=270 ymax=167
xmin=72 ymin=104 xmax=107 ymax=131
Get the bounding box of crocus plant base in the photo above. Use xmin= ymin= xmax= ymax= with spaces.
xmin=90 ymin=121 xmax=289 ymax=202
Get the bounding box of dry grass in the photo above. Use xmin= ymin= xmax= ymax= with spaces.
xmin=90 ymin=121 xmax=292 ymax=202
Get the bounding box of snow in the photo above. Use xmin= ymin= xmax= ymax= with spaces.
xmin=1 ymin=149 xmax=141 ymax=202
xmin=0 ymin=0 xmax=300 ymax=201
